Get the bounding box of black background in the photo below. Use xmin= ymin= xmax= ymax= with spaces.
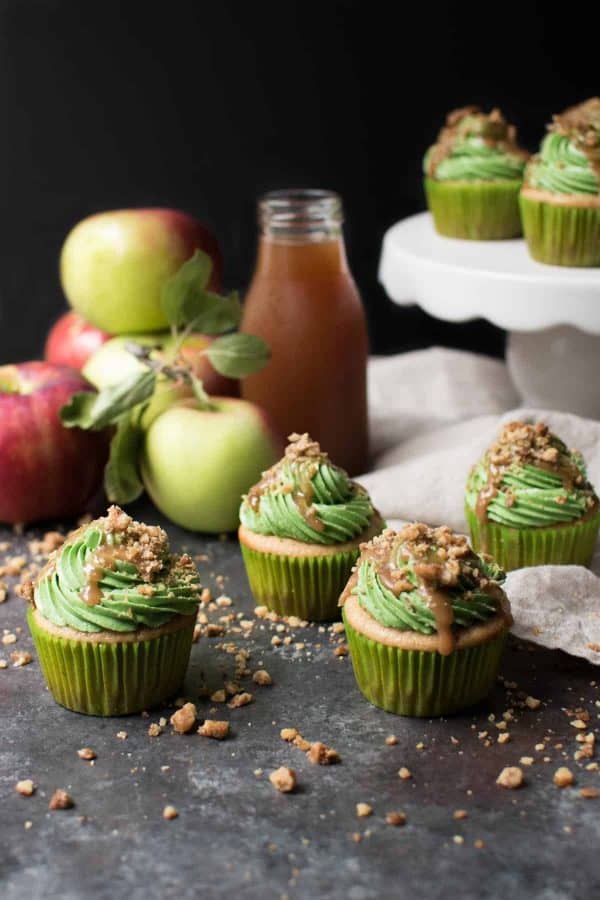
xmin=0 ymin=0 xmax=597 ymax=363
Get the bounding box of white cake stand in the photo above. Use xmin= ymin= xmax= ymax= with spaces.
xmin=379 ymin=212 xmax=600 ymax=418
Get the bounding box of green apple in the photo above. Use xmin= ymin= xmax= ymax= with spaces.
xmin=140 ymin=397 xmax=280 ymax=533
xmin=83 ymin=333 xmax=238 ymax=400
xmin=82 ymin=334 xmax=157 ymax=389
xmin=60 ymin=208 xmax=223 ymax=334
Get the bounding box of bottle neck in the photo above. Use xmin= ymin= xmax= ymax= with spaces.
xmin=256 ymin=189 xmax=348 ymax=276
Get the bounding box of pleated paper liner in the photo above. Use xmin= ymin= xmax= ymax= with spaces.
xmin=465 ymin=505 xmax=600 ymax=572
xmin=343 ymin=612 xmax=507 ymax=717
xmin=240 ymin=543 xmax=360 ymax=621
xmin=520 ymin=194 xmax=600 ymax=266
xmin=424 ymin=176 xmax=523 ymax=240
xmin=28 ymin=609 xmax=196 ymax=716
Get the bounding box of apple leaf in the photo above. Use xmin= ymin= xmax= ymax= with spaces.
xmin=104 ymin=415 xmax=145 ymax=504
xmin=161 ymin=250 xmax=213 ymax=327
xmin=61 ymin=370 xmax=157 ymax=431
xmin=161 ymin=251 xmax=241 ymax=335
xmin=206 ymin=333 xmax=270 ymax=378
xmin=186 ymin=290 xmax=242 ymax=336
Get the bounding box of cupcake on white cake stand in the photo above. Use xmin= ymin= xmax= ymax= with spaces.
xmin=379 ymin=212 xmax=600 ymax=419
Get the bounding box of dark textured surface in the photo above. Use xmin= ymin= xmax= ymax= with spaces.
xmin=1 ymin=500 xmax=600 ymax=900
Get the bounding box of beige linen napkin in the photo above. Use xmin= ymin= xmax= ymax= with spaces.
xmin=363 ymin=350 xmax=600 ymax=663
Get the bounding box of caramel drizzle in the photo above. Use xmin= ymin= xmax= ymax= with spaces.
xmin=246 ymin=434 xmax=330 ymax=533
xmin=353 ymin=527 xmax=511 ymax=657
xmin=81 ymin=544 xmax=132 ymax=606
xmin=474 ymin=422 xmax=595 ymax=529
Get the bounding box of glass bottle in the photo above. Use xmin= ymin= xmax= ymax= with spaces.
xmin=241 ymin=189 xmax=368 ymax=475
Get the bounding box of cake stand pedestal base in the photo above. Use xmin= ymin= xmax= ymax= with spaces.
xmin=379 ymin=213 xmax=600 ymax=420
xmin=506 ymin=326 xmax=600 ymax=419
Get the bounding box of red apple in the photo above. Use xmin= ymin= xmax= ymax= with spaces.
xmin=0 ymin=362 xmax=110 ymax=524
xmin=45 ymin=311 xmax=112 ymax=371
xmin=60 ymin=208 xmax=223 ymax=334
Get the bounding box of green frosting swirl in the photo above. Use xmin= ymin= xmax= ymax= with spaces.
xmin=424 ymin=109 xmax=527 ymax=183
xmin=466 ymin=461 xmax=595 ymax=528
xmin=425 ymin=138 xmax=526 ymax=182
xmin=527 ymin=132 xmax=600 ymax=195
xmin=34 ymin=520 xmax=200 ymax=633
xmin=465 ymin=423 xmax=598 ymax=528
xmin=239 ymin=434 xmax=374 ymax=544
xmin=353 ymin=529 xmax=505 ymax=634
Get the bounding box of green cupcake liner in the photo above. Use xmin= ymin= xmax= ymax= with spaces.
xmin=28 ymin=609 xmax=195 ymax=716
xmin=424 ymin=176 xmax=523 ymax=239
xmin=465 ymin=505 xmax=600 ymax=571
xmin=520 ymin=194 xmax=600 ymax=266
xmin=343 ymin=612 xmax=507 ymax=717
xmin=240 ymin=543 xmax=360 ymax=621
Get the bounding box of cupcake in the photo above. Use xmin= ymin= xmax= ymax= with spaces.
xmin=341 ymin=523 xmax=511 ymax=717
xmin=424 ymin=106 xmax=528 ymax=239
xmin=465 ymin=421 xmax=600 ymax=571
xmin=27 ymin=505 xmax=200 ymax=716
xmin=520 ymin=98 xmax=600 ymax=266
xmin=238 ymin=432 xmax=383 ymax=621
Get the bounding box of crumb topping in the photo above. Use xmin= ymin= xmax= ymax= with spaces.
xmin=551 ymin=97 xmax=600 ymax=160
xmin=427 ymin=106 xmax=527 ymax=176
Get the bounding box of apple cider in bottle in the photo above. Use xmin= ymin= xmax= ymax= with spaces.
xmin=241 ymin=190 xmax=368 ymax=475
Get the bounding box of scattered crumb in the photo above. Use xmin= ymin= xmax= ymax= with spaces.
xmin=252 ymin=669 xmax=272 ymax=686
xmin=170 ymin=703 xmax=198 ymax=734
xmin=497 ymin=732 xmax=511 ymax=745
xmin=453 ymin=835 xmax=464 ymax=845
xmin=148 ymin=723 xmax=163 ymax=737
xmin=520 ymin=757 xmax=534 ymax=767
xmin=49 ymin=790 xmax=74 ymax=810
xmin=0 ymin=556 xmax=26 ymax=576
xmin=210 ymin=689 xmax=226 ymax=703
xmin=269 ymin=767 xmax=296 ymax=793
xmin=496 ymin=767 xmax=523 ymax=789
xmin=453 ymin=809 xmax=468 ymax=821
xmin=228 ymin=692 xmax=253 ymax=709
xmin=385 ymin=735 xmax=398 ymax=746
xmin=198 ymin=720 xmax=230 ymax=740
xmin=334 ymin=645 xmax=348 ymax=657
xmin=281 ymin=728 xmax=299 ymax=742
xmin=116 ymin=731 xmax=128 ymax=740
xmin=474 ymin=839 xmax=485 ymax=849
xmin=580 ymin=787 xmax=599 ymax=799
xmin=15 ymin=779 xmax=35 ymax=796
xmin=10 ymin=650 xmax=33 ymax=667
xmin=571 ymin=719 xmax=587 ymax=730
xmin=356 ymin=803 xmax=373 ymax=818
xmin=77 ymin=748 xmax=96 ymax=761
xmin=307 ymin=742 xmax=340 ymax=766
xmin=525 ymin=696 xmax=541 ymax=710
xmin=554 ymin=767 xmax=575 ymax=788
xmin=385 ymin=811 xmax=406 ymax=827
xmin=163 ymin=805 xmax=178 ymax=820
xmin=2 ymin=633 xmax=17 ymax=645
xmin=398 ymin=767 xmax=412 ymax=780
